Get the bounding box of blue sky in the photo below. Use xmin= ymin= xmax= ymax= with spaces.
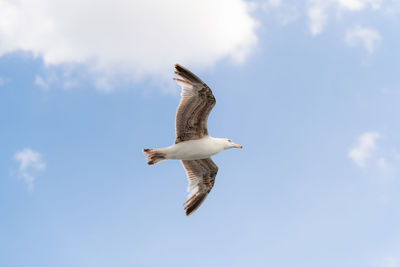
xmin=1 ymin=0 xmax=400 ymax=266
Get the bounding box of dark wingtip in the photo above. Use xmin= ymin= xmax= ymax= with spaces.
xmin=184 ymin=194 xmax=207 ymax=216
xmin=185 ymin=205 xmax=197 ymax=216
xmin=174 ymin=64 xmax=203 ymax=84
xmin=185 ymin=208 xmax=194 ymax=216
xmin=174 ymin=64 xmax=185 ymax=74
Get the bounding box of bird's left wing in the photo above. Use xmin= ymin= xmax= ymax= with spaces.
xmin=173 ymin=64 xmax=216 ymax=144
xmin=181 ymin=158 xmax=218 ymax=216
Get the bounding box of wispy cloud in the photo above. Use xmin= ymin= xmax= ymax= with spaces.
xmin=14 ymin=148 xmax=46 ymax=192
xmin=306 ymin=0 xmax=391 ymax=35
xmin=35 ymin=69 xmax=78 ymax=90
xmin=338 ymin=0 xmax=365 ymax=11
xmin=264 ymin=0 xmax=283 ymax=8
xmin=307 ymin=1 xmax=328 ymax=35
xmin=348 ymin=131 xmax=380 ymax=167
xmin=349 ymin=132 xmax=400 ymax=186
xmin=263 ymin=0 xmax=300 ymax=26
xmin=337 ymin=0 xmax=382 ymax=11
xmin=0 ymin=0 xmax=257 ymax=90
xmin=34 ymin=75 xmax=52 ymax=89
xmin=345 ymin=26 xmax=381 ymax=53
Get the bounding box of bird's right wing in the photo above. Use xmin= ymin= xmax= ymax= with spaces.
xmin=181 ymin=158 xmax=218 ymax=216
xmin=173 ymin=64 xmax=216 ymax=144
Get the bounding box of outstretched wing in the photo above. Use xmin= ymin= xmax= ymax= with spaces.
xmin=173 ymin=64 xmax=216 ymax=144
xmin=181 ymin=158 xmax=218 ymax=216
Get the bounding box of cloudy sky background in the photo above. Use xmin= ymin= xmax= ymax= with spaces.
xmin=1 ymin=0 xmax=400 ymax=266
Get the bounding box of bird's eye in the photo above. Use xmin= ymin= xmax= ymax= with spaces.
xmin=228 ymin=139 xmax=232 ymax=142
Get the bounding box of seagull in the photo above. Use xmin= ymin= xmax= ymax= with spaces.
xmin=143 ymin=64 xmax=242 ymax=216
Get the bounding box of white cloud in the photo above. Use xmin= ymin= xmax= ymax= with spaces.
xmin=367 ymin=0 xmax=382 ymax=10
xmin=345 ymin=26 xmax=381 ymax=53
xmin=337 ymin=0 xmax=383 ymax=11
xmin=349 ymin=134 xmax=399 ymax=184
xmin=263 ymin=0 xmax=300 ymax=26
xmin=277 ymin=6 xmax=300 ymax=25
xmin=348 ymin=131 xmax=380 ymax=167
xmin=14 ymin=148 xmax=46 ymax=192
xmin=34 ymin=75 xmax=50 ymax=89
xmin=307 ymin=1 xmax=328 ymax=35
xmin=338 ymin=0 xmax=365 ymax=10
xmin=306 ymin=0 xmax=386 ymax=35
xmin=264 ymin=0 xmax=283 ymax=8
xmin=0 ymin=0 xmax=257 ymax=90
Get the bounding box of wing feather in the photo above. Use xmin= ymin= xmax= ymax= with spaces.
xmin=181 ymin=158 xmax=218 ymax=216
xmin=174 ymin=64 xmax=216 ymax=144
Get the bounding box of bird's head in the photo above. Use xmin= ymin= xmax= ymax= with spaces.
xmin=222 ymin=138 xmax=243 ymax=150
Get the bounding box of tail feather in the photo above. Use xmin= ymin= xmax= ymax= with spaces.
xmin=143 ymin=149 xmax=166 ymax=165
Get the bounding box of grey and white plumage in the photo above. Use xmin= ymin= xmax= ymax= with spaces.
xmin=143 ymin=64 xmax=242 ymax=216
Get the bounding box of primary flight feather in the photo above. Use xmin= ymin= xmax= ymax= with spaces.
xmin=143 ymin=64 xmax=242 ymax=216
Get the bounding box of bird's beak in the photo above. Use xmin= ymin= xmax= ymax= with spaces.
xmin=233 ymin=144 xmax=243 ymax=149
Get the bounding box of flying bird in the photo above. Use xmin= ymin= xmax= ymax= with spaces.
xmin=143 ymin=64 xmax=242 ymax=216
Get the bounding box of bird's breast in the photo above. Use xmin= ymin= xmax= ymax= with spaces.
xmin=167 ymin=137 xmax=222 ymax=160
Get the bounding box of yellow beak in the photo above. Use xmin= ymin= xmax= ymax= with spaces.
xmin=233 ymin=144 xmax=243 ymax=149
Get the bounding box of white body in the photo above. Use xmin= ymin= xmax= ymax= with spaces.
xmin=161 ymin=136 xmax=229 ymax=160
